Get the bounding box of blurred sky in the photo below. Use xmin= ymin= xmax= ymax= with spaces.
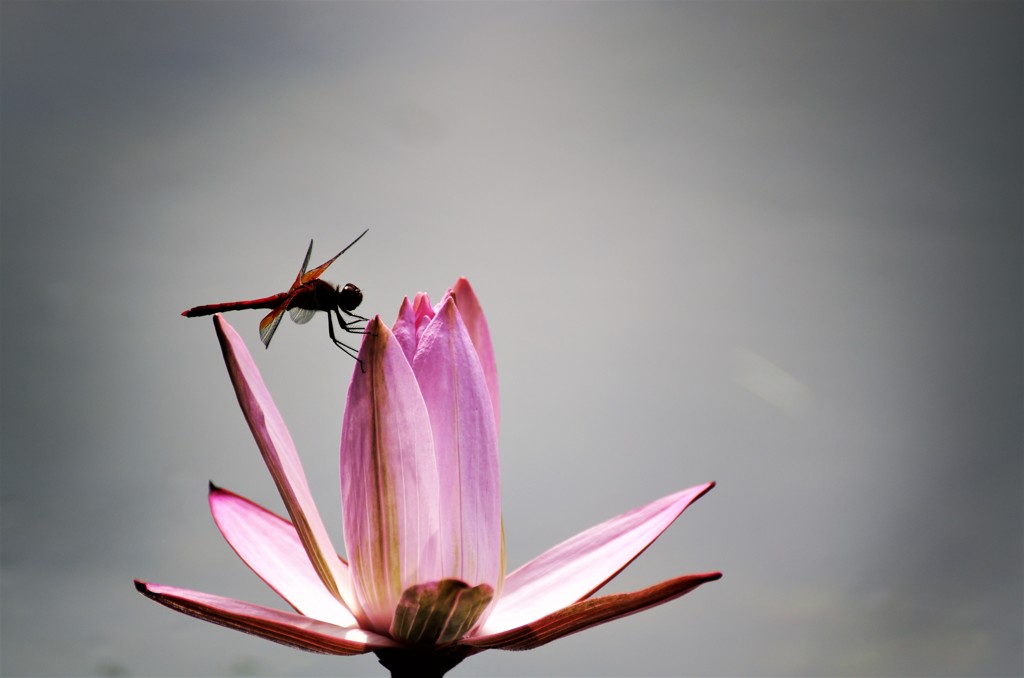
xmin=1 ymin=2 xmax=1021 ymax=677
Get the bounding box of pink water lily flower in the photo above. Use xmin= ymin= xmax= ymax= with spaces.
xmin=136 ymin=278 xmax=720 ymax=676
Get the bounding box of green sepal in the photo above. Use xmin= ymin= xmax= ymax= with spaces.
xmin=390 ymin=579 xmax=494 ymax=646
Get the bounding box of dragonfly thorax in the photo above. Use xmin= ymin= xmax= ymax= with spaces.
xmin=298 ymin=279 xmax=363 ymax=313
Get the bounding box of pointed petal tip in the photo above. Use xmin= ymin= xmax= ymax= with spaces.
xmin=213 ymin=313 xmax=240 ymax=354
xmin=438 ymin=293 xmax=457 ymax=313
xmin=208 ymin=483 xmax=247 ymax=503
xmin=395 ymin=298 xmax=413 ymax=321
xmin=360 ymin=315 xmax=392 ymax=354
xmin=450 ymin=278 xmax=483 ymax=307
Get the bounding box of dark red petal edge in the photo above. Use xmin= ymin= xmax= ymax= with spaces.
xmin=463 ymin=571 xmax=721 ymax=651
xmin=134 ymin=580 xmax=373 ymax=656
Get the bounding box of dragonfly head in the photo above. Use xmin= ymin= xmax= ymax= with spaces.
xmin=337 ymin=283 xmax=363 ymax=312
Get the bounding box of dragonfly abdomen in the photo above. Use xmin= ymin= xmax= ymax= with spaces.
xmin=181 ymin=292 xmax=290 ymax=317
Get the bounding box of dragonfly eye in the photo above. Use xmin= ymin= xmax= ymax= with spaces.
xmin=339 ymin=283 xmax=363 ymax=311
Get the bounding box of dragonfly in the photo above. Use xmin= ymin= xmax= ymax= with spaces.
xmin=182 ymin=230 xmax=369 ymax=360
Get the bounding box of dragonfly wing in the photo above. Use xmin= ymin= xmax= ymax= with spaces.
xmin=300 ymin=229 xmax=368 ymax=283
xmin=291 ymin=240 xmax=315 ymax=289
xmin=289 ymin=306 xmax=317 ymax=325
xmin=301 ymin=253 xmax=342 ymax=284
xmin=259 ymin=305 xmax=289 ymax=347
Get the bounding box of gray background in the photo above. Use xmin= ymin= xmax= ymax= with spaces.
xmin=2 ymin=2 xmax=1021 ymax=676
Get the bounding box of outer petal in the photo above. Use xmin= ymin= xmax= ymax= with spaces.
xmin=464 ymin=571 xmax=721 ymax=651
xmin=209 ymin=484 xmax=357 ymax=627
xmin=134 ymin=581 xmax=398 ymax=654
xmin=480 ymin=482 xmax=714 ymax=635
xmin=340 ymin=317 xmax=442 ymax=634
xmin=450 ymin=278 xmax=500 ymax=432
xmin=413 ymin=297 xmax=503 ymax=602
xmin=214 ymin=316 xmax=357 ymax=614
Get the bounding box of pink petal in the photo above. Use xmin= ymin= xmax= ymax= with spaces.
xmin=392 ymin=297 xmax=418 ymax=365
xmin=340 ymin=317 xmax=442 ymax=634
xmin=134 ymin=581 xmax=398 ymax=654
xmin=464 ymin=571 xmax=721 ymax=650
xmin=412 ymin=297 xmax=503 ymax=598
xmin=412 ymin=292 xmax=435 ymax=346
xmin=214 ymin=316 xmax=358 ymax=615
xmin=450 ymin=278 xmax=500 ymax=432
xmin=209 ymin=484 xmax=357 ymax=628
xmin=413 ymin=292 xmax=434 ymax=317
xmin=480 ymin=482 xmax=714 ymax=635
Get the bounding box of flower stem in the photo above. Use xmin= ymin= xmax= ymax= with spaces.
xmin=374 ymin=647 xmax=473 ymax=677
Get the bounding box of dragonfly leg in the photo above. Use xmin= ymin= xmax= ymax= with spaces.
xmin=336 ymin=309 xmax=372 ymax=335
xmin=342 ymin=309 xmax=371 ymax=329
xmin=328 ymin=311 xmax=365 ymax=372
